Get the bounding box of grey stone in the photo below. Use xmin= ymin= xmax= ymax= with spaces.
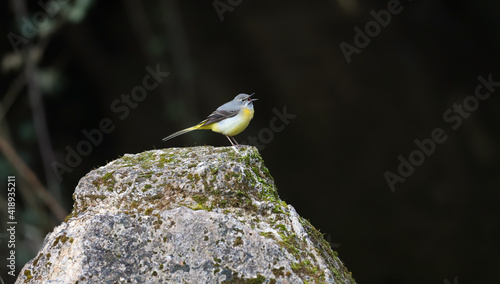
xmin=16 ymin=146 xmax=356 ymax=284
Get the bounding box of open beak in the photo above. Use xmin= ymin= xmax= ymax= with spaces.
xmin=248 ymin=93 xmax=258 ymax=102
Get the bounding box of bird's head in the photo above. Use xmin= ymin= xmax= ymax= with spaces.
xmin=234 ymin=93 xmax=257 ymax=109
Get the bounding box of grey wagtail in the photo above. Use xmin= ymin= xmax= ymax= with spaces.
xmin=162 ymin=93 xmax=257 ymax=146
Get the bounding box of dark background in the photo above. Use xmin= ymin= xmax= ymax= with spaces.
xmin=1 ymin=0 xmax=500 ymax=283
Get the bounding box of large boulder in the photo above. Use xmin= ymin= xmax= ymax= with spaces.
xmin=16 ymin=146 xmax=356 ymax=283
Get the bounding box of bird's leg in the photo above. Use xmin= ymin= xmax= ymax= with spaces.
xmin=225 ymin=135 xmax=240 ymax=153
xmin=225 ymin=135 xmax=236 ymax=146
xmin=230 ymin=136 xmax=240 ymax=147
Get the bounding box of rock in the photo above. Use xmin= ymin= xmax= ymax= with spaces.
xmin=16 ymin=146 xmax=356 ymax=284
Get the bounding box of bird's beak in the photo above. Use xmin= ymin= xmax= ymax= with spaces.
xmin=248 ymin=93 xmax=258 ymax=102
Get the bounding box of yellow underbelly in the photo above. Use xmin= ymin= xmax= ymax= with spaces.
xmin=211 ymin=108 xmax=254 ymax=136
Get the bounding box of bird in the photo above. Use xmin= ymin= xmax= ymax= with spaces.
xmin=162 ymin=93 xmax=257 ymax=146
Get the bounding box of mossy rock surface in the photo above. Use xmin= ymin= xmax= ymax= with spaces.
xmin=16 ymin=146 xmax=355 ymax=284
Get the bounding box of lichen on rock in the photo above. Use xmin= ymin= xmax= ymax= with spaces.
xmin=16 ymin=146 xmax=356 ymax=284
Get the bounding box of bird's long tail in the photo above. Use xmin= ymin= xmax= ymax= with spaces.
xmin=162 ymin=120 xmax=210 ymax=142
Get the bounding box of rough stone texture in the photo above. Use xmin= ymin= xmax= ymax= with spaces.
xmin=16 ymin=146 xmax=356 ymax=284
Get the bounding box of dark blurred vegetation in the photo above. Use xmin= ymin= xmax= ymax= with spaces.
xmin=1 ymin=0 xmax=500 ymax=283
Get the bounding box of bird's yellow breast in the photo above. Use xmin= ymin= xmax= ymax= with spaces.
xmin=242 ymin=107 xmax=254 ymax=121
xmin=211 ymin=108 xmax=254 ymax=136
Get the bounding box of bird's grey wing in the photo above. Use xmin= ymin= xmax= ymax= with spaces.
xmin=215 ymin=100 xmax=235 ymax=112
xmin=201 ymin=110 xmax=238 ymax=126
